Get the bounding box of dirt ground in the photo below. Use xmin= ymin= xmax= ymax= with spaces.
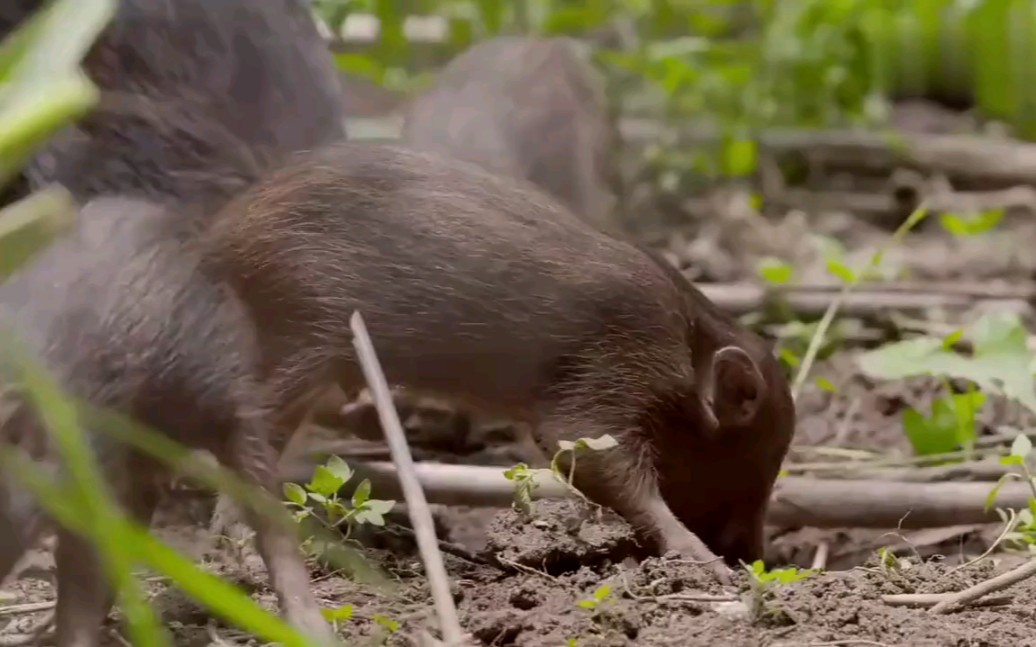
xmin=4 ymin=100 xmax=1036 ymax=646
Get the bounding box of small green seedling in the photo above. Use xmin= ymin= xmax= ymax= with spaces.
xmin=987 ymin=434 xmax=1036 ymax=550
xmin=320 ymin=603 xmax=354 ymax=631
xmin=757 ymin=256 xmax=794 ymax=285
xmin=283 ymin=455 xmax=396 ymax=540
xmin=576 ymin=583 xmax=614 ymax=611
xmin=503 ymin=434 xmax=619 ymax=514
xmin=745 ymin=560 xmax=817 ymax=588
xmin=371 ymin=613 xmax=400 ymax=644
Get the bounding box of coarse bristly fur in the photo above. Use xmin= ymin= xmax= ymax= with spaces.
xmin=202 ymin=141 xmax=796 ymax=579
xmin=0 ymin=196 xmax=334 ymax=646
xmin=402 ymin=35 xmax=622 ymax=233
xmin=1 ymin=0 xmax=346 ymax=209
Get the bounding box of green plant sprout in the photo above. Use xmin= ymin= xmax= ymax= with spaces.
xmin=576 ymin=583 xmax=614 ymax=611
xmin=986 ymin=434 xmax=1036 ymax=552
xmin=283 ymin=455 xmax=396 ymax=541
xmin=745 ymin=560 xmax=818 ymax=588
xmin=503 ymin=434 xmax=619 ymax=514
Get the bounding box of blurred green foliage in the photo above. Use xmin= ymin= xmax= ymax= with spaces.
xmin=316 ymin=0 xmax=1036 ymax=180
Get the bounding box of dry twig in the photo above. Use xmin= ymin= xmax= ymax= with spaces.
xmin=351 ymin=312 xmax=465 ymax=646
xmin=929 ymin=558 xmax=1036 ymax=614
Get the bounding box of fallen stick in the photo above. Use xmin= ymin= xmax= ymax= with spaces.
xmin=694 ymin=283 xmax=1032 ymax=319
xmin=343 ymin=115 xmax=1036 ymax=188
xmin=350 ymin=312 xmax=465 ymax=646
xmin=881 ymin=593 xmax=1011 ymax=609
xmin=278 ymin=460 xmax=1035 ymax=529
xmin=929 ymin=558 xmax=1036 ymax=614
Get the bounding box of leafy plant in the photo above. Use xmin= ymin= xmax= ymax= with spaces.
xmin=504 ymin=434 xmax=619 ymax=514
xmin=986 ymin=434 xmax=1036 ymax=552
xmin=858 ymin=313 xmax=1036 ymax=415
xmin=745 ymin=560 xmax=818 ymax=588
xmin=901 ymin=387 xmax=985 ymax=457
xmin=283 ymin=454 xmax=397 ymax=541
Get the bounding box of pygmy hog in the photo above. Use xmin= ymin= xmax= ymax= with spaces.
xmin=401 ymin=35 xmax=622 ymax=232
xmin=0 ymin=196 xmax=333 ymax=646
xmin=2 ymin=0 xmax=346 ymax=207
xmin=201 ymin=142 xmax=796 ymax=582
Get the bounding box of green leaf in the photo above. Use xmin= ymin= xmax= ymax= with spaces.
xmin=282 ymin=482 xmax=307 ymax=507
xmin=757 ymin=257 xmax=794 ymax=285
xmin=0 ymin=187 xmax=76 ymax=278
xmin=372 ymin=614 xmax=400 ymax=632
xmin=939 ymin=209 xmax=1003 ymax=237
xmin=985 ymin=476 xmax=1010 ymax=511
xmin=321 ymin=604 xmax=354 ymax=622
xmin=353 ymin=509 xmax=386 ymax=526
xmin=351 ymin=478 xmax=371 ymax=509
xmin=593 ymin=584 xmax=613 ymax=601
xmin=779 ymin=347 xmax=800 ymax=368
xmin=815 ymin=376 xmax=837 ymax=393
xmin=325 ymin=455 xmax=353 ymax=484
xmin=576 ymin=599 xmax=596 ymax=610
xmin=902 ymin=406 xmax=958 ymax=457
xmin=308 ymin=465 xmax=346 ymax=498
xmin=858 ymin=313 xmax=1036 ymax=414
xmin=503 ymin=463 xmax=529 ymax=480
xmin=365 ymin=499 xmax=396 ymax=516
xmin=722 ymin=137 xmax=758 ymax=177
xmin=942 ymin=329 xmax=964 ymax=350
xmin=1011 ymin=434 xmax=1033 ymax=460
xmin=825 ymin=259 xmax=857 ymax=284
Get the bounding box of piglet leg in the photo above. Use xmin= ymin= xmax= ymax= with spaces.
xmin=225 ymin=411 xmax=335 ymax=646
xmin=537 ymin=414 xmax=733 ymax=586
xmin=53 ymin=462 xmax=162 ymax=647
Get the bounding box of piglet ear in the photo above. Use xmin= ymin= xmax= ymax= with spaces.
xmin=710 ymin=346 xmax=766 ymax=428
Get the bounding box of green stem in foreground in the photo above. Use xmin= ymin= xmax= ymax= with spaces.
xmin=791 ymin=205 xmax=931 ymax=400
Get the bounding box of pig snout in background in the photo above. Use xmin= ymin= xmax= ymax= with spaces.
xmin=0 ymin=195 xmax=335 ymax=644
xmin=200 ymin=141 xmax=795 ymax=579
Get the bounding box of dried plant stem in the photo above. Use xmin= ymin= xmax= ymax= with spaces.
xmin=929 ymin=558 xmax=1036 ymax=614
xmin=350 ymin=312 xmax=464 ymax=645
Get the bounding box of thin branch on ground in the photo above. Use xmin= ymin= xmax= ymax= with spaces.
xmin=351 ymin=311 xmax=466 ymax=646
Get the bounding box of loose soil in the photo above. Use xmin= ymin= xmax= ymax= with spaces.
xmin=4 ymin=100 xmax=1036 ymax=646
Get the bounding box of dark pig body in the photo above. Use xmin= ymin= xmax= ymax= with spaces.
xmin=202 ymin=142 xmax=795 ymax=578
xmin=0 ymin=0 xmax=346 ymax=207
xmin=0 ymin=197 xmax=333 ymax=646
xmin=402 ymin=35 xmax=621 ymax=231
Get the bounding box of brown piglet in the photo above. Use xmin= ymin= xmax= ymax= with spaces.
xmin=401 ymin=35 xmax=622 ymax=232
xmin=0 ymin=196 xmax=334 ymax=646
xmin=201 ymin=142 xmax=795 ymax=582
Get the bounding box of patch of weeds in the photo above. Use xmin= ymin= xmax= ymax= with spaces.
xmin=503 ymin=434 xmax=619 ymax=514
xmin=283 ymin=455 xmax=396 ymax=554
